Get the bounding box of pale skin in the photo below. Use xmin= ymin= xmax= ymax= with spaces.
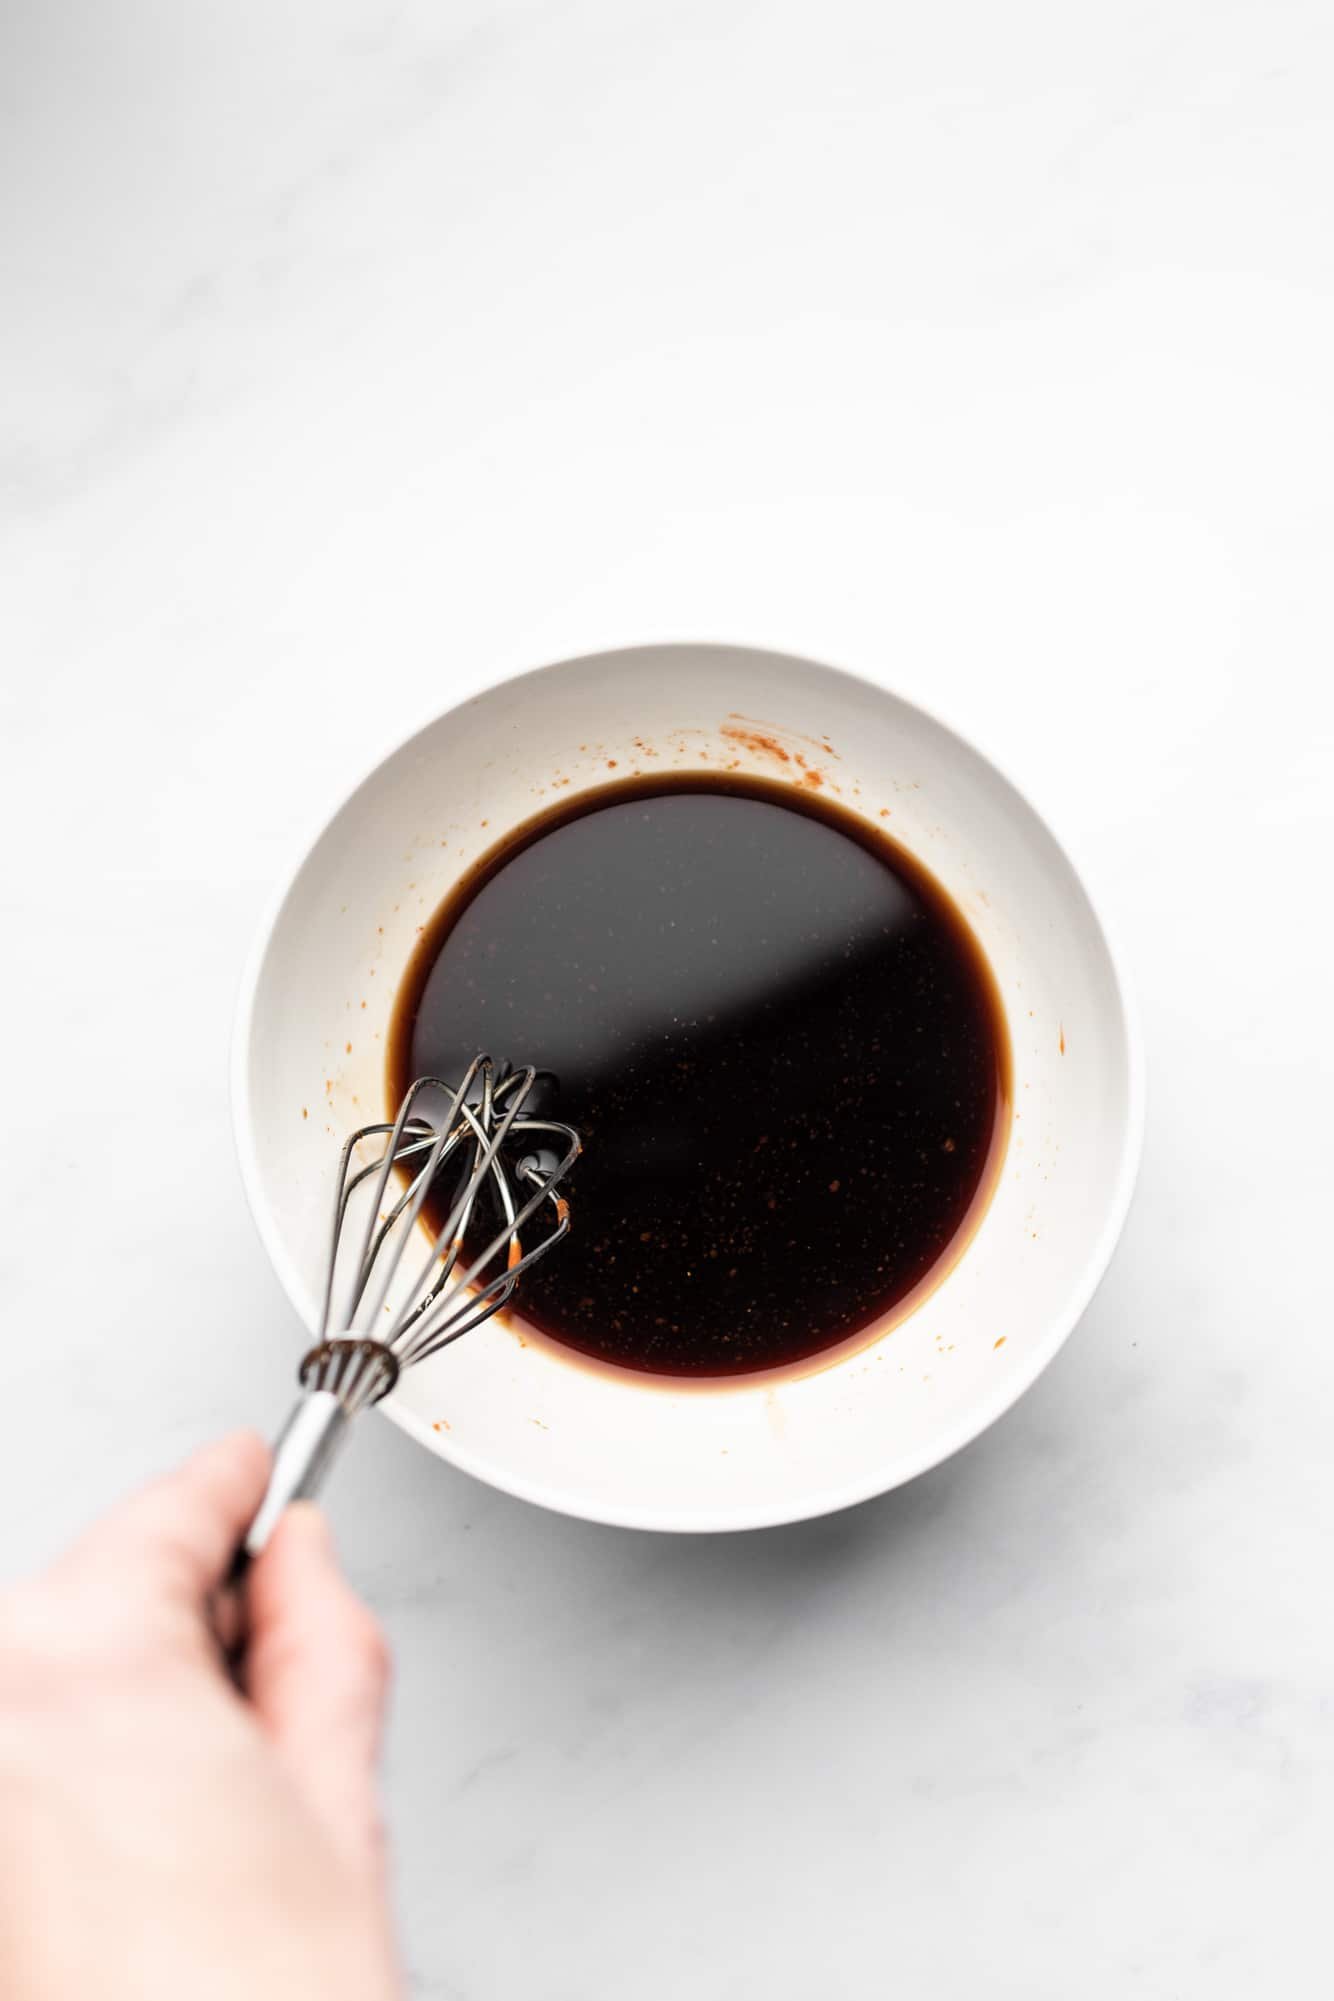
xmin=0 ymin=1432 xmax=401 ymax=2000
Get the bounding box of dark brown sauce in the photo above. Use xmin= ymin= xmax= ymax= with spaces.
xmin=388 ymin=774 xmax=1009 ymax=1381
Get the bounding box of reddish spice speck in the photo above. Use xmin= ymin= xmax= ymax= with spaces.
xmin=301 ymin=1107 xmax=308 ymax=1119
xmin=432 ymin=1418 xmax=452 ymax=1432
xmin=829 ymin=1179 xmax=841 ymax=1193
xmin=607 ymin=759 xmax=618 ymax=768
xmin=722 ymin=722 xmax=832 ymax=788
xmin=994 ymin=1336 xmax=1007 ymax=1350
xmin=723 ymin=723 xmax=791 ymax=763
xmin=1059 ymin=1024 xmax=1066 ymax=1054
xmin=345 ymin=1041 xmax=352 ymax=1054
xmin=723 ymin=714 xmax=842 ymax=765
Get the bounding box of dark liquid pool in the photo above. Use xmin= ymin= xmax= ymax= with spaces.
xmin=388 ymin=774 xmax=1009 ymax=1380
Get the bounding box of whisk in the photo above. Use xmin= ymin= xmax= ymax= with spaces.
xmin=239 ymin=1057 xmax=579 ymax=1562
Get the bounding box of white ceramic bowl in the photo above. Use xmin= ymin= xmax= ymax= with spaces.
xmin=233 ymin=643 xmax=1142 ymax=1532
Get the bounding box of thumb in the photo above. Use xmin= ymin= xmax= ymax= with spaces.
xmin=244 ymin=1503 xmax=392 ymax=1871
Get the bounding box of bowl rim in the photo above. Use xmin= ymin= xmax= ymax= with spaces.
xmin=231 ymin=638 xmax=1145 ymax=1533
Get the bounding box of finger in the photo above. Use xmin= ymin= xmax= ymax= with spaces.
xmin=61 ymin=1431 xmax=271 ymax=1609
xmin=244 ymin=1503 xmax=392 ymax=1868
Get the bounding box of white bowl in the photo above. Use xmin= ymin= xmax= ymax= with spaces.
xmin=233 ymin=643 xmax=1142 ymax=1532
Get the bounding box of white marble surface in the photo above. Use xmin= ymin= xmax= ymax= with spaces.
xmin=3 ymin=3 xmax=1333 ymax=1994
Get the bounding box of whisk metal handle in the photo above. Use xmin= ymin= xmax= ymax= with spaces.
xmin=251 ymin=1390 xmax=352 ymax=1549
xmin=227 ymin=1337 xmax=398 ymax=1586
xmin=235 ymin=1392 xmax=352 ymax=1573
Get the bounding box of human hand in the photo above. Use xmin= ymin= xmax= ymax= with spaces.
xmin=0 ymin=1433 xmax=400 ymax=2000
